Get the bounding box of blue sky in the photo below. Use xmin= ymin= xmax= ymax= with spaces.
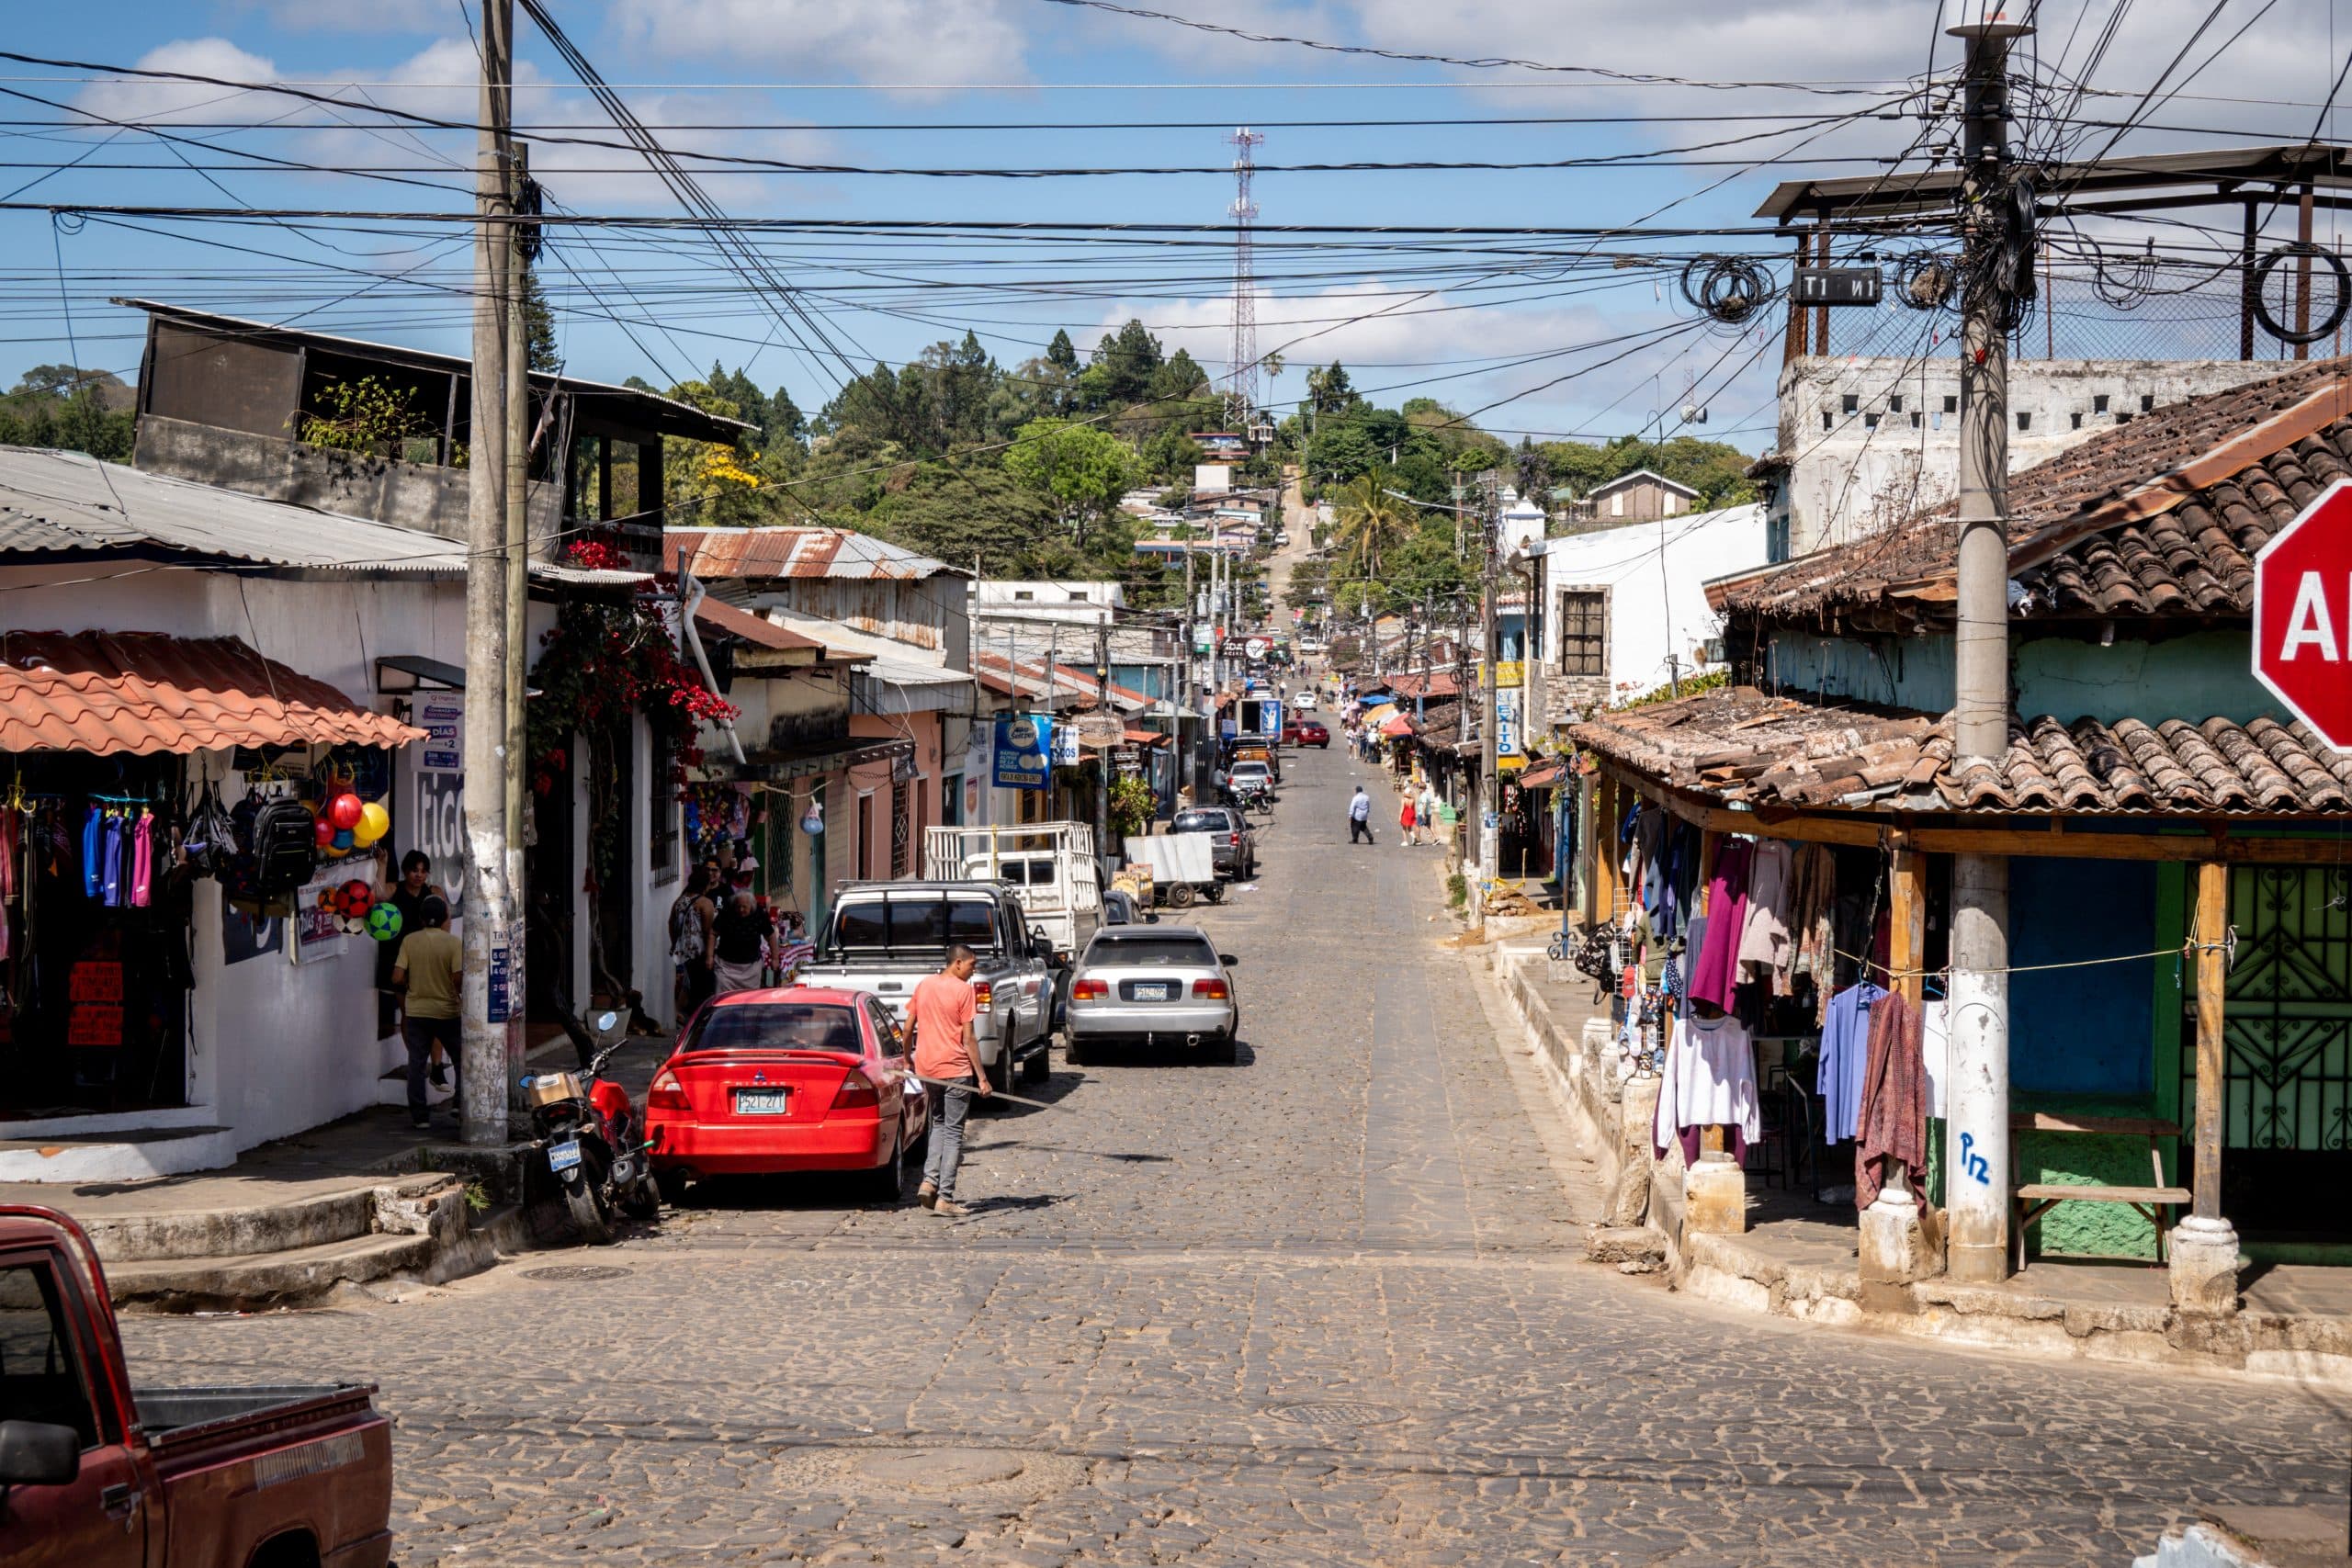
xmin=3 ymin=0 xmax=2340 ymax=450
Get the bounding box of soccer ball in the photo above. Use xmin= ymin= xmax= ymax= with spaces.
xmin=367 ymin=903 xmax=405 ymax=942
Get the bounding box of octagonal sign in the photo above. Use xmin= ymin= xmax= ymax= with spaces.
xmin=2255 ymin=477 xmax=2352 ymax=751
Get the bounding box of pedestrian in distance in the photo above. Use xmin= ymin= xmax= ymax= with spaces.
xmin=912 ymin=942 xmax=993 ymax=1216
xmin=373 ymin=847 xmax=449 ymax=1083
xmin=669 ymin=864 xmax=719 ymax=1032
xmin=1349 ymin=784 xmax=1375 ymax=845
xmin=710 ymin=887 xmax=771 ymax=996
xmin=1418 ymin=781 xmax=1441 ymax=850
xmin=1399 ymin=792 xmax=1419 ymax=847
xmin=390 ymin=896 xmax=461 ymax=1131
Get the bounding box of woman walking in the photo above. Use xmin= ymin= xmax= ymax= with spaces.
xmin=1398 ymin=792 xmax=1419 ymax=848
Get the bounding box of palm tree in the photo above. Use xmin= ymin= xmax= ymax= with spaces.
xmin=1332 ymin=476 xmax=1409 ymax=590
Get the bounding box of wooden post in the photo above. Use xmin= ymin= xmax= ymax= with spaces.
xmin=1783 ymin=232 xmax=1811 ymax=366
xmin=1890 ymin=830 xmax=1926 ymax=1012
xmin=2295 ymin=183 xmax=2316 ymax=361
xmin=2192 ymin=861 xmax=2228 ymax=1223
xmin=1595 ymin=773 xmax=1623 ymax=921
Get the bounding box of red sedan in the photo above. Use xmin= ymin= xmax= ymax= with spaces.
xmin=1284 ymin=718 xmax=1331 ymax=748
xmin=646 ymin=987 xmax=929 ymax=1202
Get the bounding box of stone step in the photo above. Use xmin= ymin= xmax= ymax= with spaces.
xmin=105 ymin=1230 xmax=441 ymax=1311
xmin=1587 ymin=1224 xmax=1668 ymax=1272
xmin=79 ymin=1183 xmax=384 ymax=1264
xmin=0 ymin=1125 xmax=237 ymax=1183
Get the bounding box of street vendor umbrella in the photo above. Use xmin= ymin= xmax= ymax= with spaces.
xmin=1378 ymin=714 xmax=1418 ymax=739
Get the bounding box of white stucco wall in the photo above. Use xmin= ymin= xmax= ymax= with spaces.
xmin=1537 ymin=503 xmax=1767 ymax=721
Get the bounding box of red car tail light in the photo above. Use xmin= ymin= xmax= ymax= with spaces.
xmin=647 ymin=1068 xmax=689 ymax=1112
xmin=1192 ymin=978 xmax=1230 ymax=1000
xmin=972 ymin=980 xmax=993 ymax=1012
xmin=1071 ymin=977 xmax=1109 ymax=1001
xmin=831 ymin=1071 xmax=880 ymax=1111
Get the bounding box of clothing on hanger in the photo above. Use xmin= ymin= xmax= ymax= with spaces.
xmin=1856 ymin=989 xmax=1927 ymax=1210
xmin=1687 ymin=837 xmax=1754 ymax=1010
xmin=1736 ymin=838 xmax=1794 ymax=987
xmin=1783 ymin=842 xmax=1838 ymax=1009
xmin=81 ymin=806 xmax=102 ymax=898
xmin=1817 ymin=981 xmax=1884 ymax=1145
xmin=101 ymin=811 xmax=125 ymax=908
xmin=1921 ymin=994 xmax=1951 ymax=1120
xmin=1651 ymin=1005 xmax=1761 ymax=1168
xmin=129 ymin=812 xmax=153 ymax=908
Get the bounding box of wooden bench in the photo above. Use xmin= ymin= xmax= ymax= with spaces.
xmin=2007 ymin=1112 xmax=2192 ymax=1269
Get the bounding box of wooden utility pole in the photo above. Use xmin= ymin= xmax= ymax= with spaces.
xmin=461 ymin=0 xmax=516 ymax=1144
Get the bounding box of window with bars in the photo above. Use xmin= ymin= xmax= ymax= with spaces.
xmin=890 ymin=776 xmax=912 ymax=878
xmin=1557 ymin=589 xmax=1607 ymax=678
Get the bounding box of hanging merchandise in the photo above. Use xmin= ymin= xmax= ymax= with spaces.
xmin=1816 ymin=981 xmax=1885 ymax=1145
xmin=801 ymin=798 xmax=825 ymax=836
xmin=1650 ymin=1002 xmax=1762 ymax=1168
xmin=354 ymin=800 xmax=390 ymax=848
xmin=129 ymin=812 xmax=153 ymax=909
xmin=327 ymin=792 xmax=365 ymax=832
xmin=1736 ymin=838 xmax=1794 ymax=988
xmin=1687 ymin=837 xmax=1754 ymax=1010
xmin=1782 ymin=842 xmax=1838 ymax=1009
xmin=1855 ymin=989 xmax=1927 ymax=1210
xmin=367 ymin=901 xmax=405 ymax=942
xmin=252 ymin=796 xmax=322 ymax=894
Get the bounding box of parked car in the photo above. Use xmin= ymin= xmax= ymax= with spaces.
xmin=796 ymin=881 xmax=1056 ymax=1087
xmin=1102 ymin=886 xmax=1151 ymax=925
xmin=1283 ymin=718 xmax=1330 ymax=749
xmin=0 ymin=1204 xmax=395 ymax=1568
xmin=646 ymin=987 xmax=931 ymax=1202
xmin=1065 ymin=926 xmax=1240 ymax=1064
xmin=1172 ymin=805 xmax=1257 ymax=879
xmin=1227 ymin=760 xmax=1277 ymax=810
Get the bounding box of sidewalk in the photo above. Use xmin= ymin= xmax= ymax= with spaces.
xmin=1486 ymin=939 xmax=2352 ymax=1389
xmin=0 ymin=1032 xmax=651 ymax=1309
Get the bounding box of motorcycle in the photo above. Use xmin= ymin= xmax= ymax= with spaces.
xmin=521 ymin=1010 xmax=661 ymax=1245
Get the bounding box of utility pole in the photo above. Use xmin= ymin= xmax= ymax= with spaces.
xmin=461 ymin=0 xmax=515 ymax=1145
xmin=503 ymin=141 xmax=531 ymax=1101
xmin=1475 ymin=478 xmax=1500 ymax=938
xmin=1943 ymin=17 xmax=2030 ymax=1283
xmin=1095 ymin=619 xmax=1114 ymax=871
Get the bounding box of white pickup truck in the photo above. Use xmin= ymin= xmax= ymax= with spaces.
xmin=922 ymin=823 xmax=1102 ymax=964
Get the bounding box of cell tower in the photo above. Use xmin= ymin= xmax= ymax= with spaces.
xmin=1226 ymin=127 xmax=1263 ymax=434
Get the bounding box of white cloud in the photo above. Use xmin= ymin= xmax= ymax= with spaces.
xmin=609 ymin=0 xmax=1030 ymax=87
xmin=220 ymin=0 xmax=455 ymax=33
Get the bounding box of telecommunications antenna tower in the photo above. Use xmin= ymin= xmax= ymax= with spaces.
xmin=1227 ymin=128 xmax=1263 ymax=434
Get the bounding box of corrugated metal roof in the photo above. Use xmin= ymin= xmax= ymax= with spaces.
xmin=693 ymin=597 xmax=831 ymax=653
xmin=0 ymin=447 xmax=652 ymax=587
xmin=667 ymin=526 xmax=951 ymax=581
xmin=0 ymin=629 xmax=425 ymax=755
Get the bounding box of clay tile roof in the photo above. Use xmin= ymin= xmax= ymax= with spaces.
xmin=1568 ymin=686 xmax=2352 ymax=817
xmin=1731 ymin=357 xmax=2352 ymax=622
xmin=0 ymin=630 xmax=426 ymax=756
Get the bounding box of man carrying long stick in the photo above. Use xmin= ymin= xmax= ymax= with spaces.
xmin=910 ymin=943 xmax=993 ymax=1217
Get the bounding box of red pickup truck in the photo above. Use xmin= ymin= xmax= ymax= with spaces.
xmin=0 ymin=1204 xmax=393 ymax=1568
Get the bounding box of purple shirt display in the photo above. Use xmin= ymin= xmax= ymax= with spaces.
xmin=1685 ymin=838 xmax=1753 ymax=1010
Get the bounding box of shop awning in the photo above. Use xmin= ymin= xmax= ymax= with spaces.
xmin=1378 ymin=714 xmax=1417 ymax=739
xmin=0 ymin=630 xmax=424 ymax=755
xmin=1517 ymin=760 xmax=1565 ymax=788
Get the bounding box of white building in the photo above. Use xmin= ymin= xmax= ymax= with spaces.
xmin=0 ymin=450 xmax=672 ymax=1179
xmin=1754 ymin=356 xmax=2282 ymax=560
xmin=1534 ymin=502 xmax=1769 ymax=729
xmin=973 ymin=580 xmax=1126 ymax=628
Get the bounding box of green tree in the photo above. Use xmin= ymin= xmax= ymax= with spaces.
xmin=1001 ymin=417 xmax=1140 ymax=547
xmin=522 ymin=271 xmax=560 ymax=373
xmin=1305 ymin=361 xmax=1360 ymax=416
xmin=1046 ymin=329 xmax=1080 ymax=375
xmin=1330 ymin=475 xmax=1410 ymax=587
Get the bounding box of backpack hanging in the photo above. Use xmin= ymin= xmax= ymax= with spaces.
xmin=252 ymin=797 xmax=319 ymax=894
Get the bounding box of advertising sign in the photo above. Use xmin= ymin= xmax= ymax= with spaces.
xmin=993 ymin=714 xmax=1053 ymax=791
xmin=2255 ymin=477 xmax=2352 ymax=750
xmin=417 ymin=694 xmax=464 ymax=774
xmin=962 ymin=722 xmax=992 ymax=826
xmin=1495 ymin=689 xmax=1521 ymax=759
xmin=413 ymin=769 xmax=469 ymax=914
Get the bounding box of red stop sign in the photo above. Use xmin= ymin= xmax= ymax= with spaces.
xmin=2255 ymin=477 xmax=2352 ymax=750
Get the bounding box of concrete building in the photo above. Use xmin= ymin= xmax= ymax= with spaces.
xmin=1533 ymin=502 xmax=1768 ymax=728
xmin=1567 ymin=469 xmax=1700 ymax=525
xmin=1751 ymin=356 xmax=2282 ymax=561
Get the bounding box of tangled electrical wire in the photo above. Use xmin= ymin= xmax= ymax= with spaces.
xmin=1894 ymin=251 xmax=1958 ymax=312
xmin=1678 ymin=254 xmax=1772 ymax=325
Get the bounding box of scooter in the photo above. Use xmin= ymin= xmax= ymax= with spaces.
xmin=521 ymin=1010 xmax=660 ymax=1245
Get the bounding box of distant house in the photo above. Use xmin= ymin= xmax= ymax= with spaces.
xmin=1567 ymin=468 xmax=1702 ymax=524
xmin=120 ymin=299 xmax=748 ymax=570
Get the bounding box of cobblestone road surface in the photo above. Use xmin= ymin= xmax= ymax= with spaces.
xmin=117 ymin=743 xmax=2350 ymax=1564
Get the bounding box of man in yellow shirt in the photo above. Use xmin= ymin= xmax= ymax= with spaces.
xmin=391 ymin=897 xmax=462 ymax=1131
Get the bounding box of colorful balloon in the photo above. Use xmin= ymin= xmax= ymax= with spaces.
xmin=354 ymin=800 xmax=390 ymax=847
xmin=313 ymin=818 xmax=335 ymax=848
xmin=328 ymin=792 xmax=364 ymax=831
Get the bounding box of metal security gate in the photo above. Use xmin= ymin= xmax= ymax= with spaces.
xmin=2185 ymin=863 xmax=2352 ymax=1235
xmin=890 ymin=777 xmax=911 ymax=879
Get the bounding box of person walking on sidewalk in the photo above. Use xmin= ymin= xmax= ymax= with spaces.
xmin=1418 ymin=781 xmax=1442 ymax=851
xmin=390 ymin=896 xmax=461 ymax=1131
xmin=912 ymin=944 xmax=993 ymax=1215
xmin=1348 ymin=784 xmax=1375 ymax=845
xmin=1398 ymin=791 xmax=1419 ymax=847
xmin=709 ymin=888 xmax=770 ymax=995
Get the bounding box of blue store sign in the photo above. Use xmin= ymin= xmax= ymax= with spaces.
xmin=993 ymin=713 xmax=1053 ymax=791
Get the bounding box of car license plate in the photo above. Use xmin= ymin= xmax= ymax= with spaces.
xmin=1133 ymin=982 xmax=1170 ymax=1001
xmin=733 ymin=1088 xmax=791 ymax=1115
xmin=548 ymin=1138 xmax=582 ymax=1172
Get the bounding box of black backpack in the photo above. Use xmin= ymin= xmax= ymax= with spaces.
xmin=252 ymin=798 xmax=319 ymax=894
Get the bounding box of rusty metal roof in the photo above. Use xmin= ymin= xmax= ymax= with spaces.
xmin=0 ymin=630 xmax=426 ymax=755
xmin=665 ymin=527 xmax=951 ymax=581
xmin=691 ymin=598 xmax=831 ymax=654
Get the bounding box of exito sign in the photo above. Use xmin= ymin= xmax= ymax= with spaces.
xmin=993 ymin=714 xmax=1053 ymax=791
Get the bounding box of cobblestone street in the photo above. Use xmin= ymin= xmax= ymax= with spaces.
xmin=116 ymin=749 xmax=2351 ymax=1565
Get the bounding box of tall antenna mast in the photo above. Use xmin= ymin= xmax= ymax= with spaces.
xmin=1227 ymin=127 xmax=1263 ymax=434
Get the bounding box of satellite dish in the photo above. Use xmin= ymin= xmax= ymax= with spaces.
xmin=1680 ymin=403 xmax=1708 ymax=425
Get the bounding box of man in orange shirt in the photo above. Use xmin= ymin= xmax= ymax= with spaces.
xmin=911 ymin=944 xmax=992 ymax=1215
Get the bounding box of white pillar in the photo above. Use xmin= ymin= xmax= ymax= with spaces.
xmin=1945 ymin=852 xmax=2010 ymax=1281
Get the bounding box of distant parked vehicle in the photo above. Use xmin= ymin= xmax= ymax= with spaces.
xmin=1283 ymin=718 xmax=1330 ymax=749
xmin=1170 ymin=806 xmax=1257 ymax=881
xmin=1066 ymin=926 xmax=1241 ymax=1065
xmin=646 ymin=987 xmax=931 ymax=1203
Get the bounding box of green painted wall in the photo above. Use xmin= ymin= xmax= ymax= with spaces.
xmin=1767 ymin=627 xmax=2283 ymax=724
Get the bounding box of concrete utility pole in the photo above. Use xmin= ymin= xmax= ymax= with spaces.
xmin=1475 ymin=479 xmax=1500 ymax=937
xmin=460 ymin=0 xmax=516 ymax=1145
xmin=1943 ymin=17 xmax=2031 ymax=1284
xmin=1095 ymin=620 xmax=1114 ymax=868
xmin=503 ymin=141 xmax=531 ymax=1101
